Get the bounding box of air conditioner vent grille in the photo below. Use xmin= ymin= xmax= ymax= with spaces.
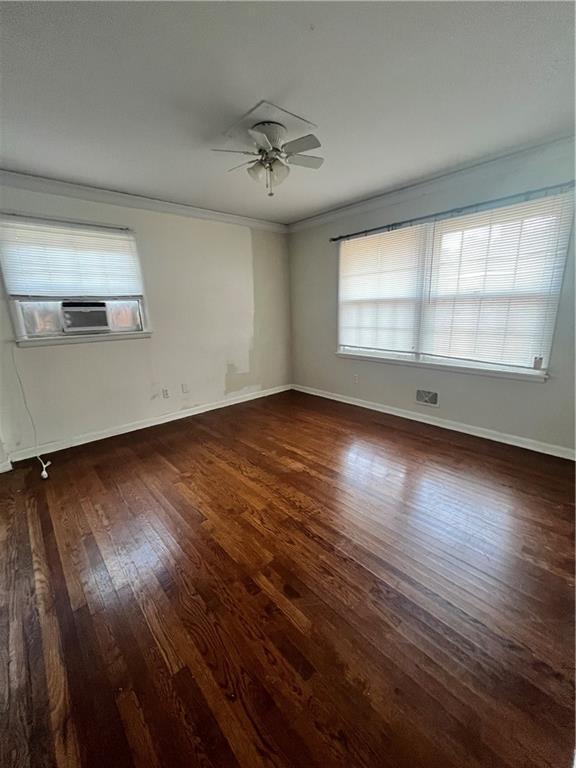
xmin=62 ymin=302 xmax=110 ymax=333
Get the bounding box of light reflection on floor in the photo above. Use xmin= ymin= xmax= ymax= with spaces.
xmin=335 ymin=436 xmax=524 ymax=601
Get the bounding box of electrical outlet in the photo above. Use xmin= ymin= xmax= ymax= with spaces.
xmin=353 ymin=374 xmax=359 ymax=384
xmin=181 ymin=382 xmax=190 ymax=394
xmin=162 ymin=388 xmax=170 ymax=399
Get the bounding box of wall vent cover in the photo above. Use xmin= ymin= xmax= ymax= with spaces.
xmin=416 ymin=389 xmax=439 ymax=407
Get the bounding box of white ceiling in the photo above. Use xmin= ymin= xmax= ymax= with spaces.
xmin=1 ymin=2 xmax=574 ymax=225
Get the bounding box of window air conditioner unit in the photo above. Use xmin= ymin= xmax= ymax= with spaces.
xmin=61 ymin=301 xmax=110 ymax=333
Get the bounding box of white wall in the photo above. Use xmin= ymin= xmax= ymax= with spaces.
xmin=289 ymin=139 xmax=575 ymax=454
xmin=0 ymin=186 xmax=291 ymax=462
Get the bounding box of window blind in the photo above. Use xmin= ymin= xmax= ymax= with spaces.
xmin=0 ymin=218 xmax=143 ymax=298
xmin=338 ymin=189 xmax=574 ymax=372
xmin=339 ymin=225 xmax=429 ymax=354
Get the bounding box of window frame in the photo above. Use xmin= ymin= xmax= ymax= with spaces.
xmin=335 ymin=347 xmax=549 ymax=382
xmin=0 ymin=214 xmax=152 ymax=346
xmin=335 ymin=192 xmax=573 ymax=382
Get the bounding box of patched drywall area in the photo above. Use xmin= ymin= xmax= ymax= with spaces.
xmin=225 ymin=230 xmax=291 ymax=396
xmin=0 ymin=185 xmax=291 ymax=461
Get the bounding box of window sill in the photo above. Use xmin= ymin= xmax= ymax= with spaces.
xmin=16 ymin=331 xmax=152 ymax=348
xmin=335 ymin=350 xmax=548 ymax=382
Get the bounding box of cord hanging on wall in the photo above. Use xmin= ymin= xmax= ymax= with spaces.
xmin=11 ymin=342 xmax=53 ymax=479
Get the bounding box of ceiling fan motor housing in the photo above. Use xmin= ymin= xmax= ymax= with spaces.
xmin=252 ymin=121 xmax=287 ymax=149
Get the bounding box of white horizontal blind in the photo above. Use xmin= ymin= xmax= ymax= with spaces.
xmin=339 ymin=224 xmax=429 ymax=354
xmin=420 ymin=193 xmax=573 ymax=369
xmin=338 ymin=189 xmax=573 ymax=372
xmin=0 ymin=218 xmax=143 ymax=297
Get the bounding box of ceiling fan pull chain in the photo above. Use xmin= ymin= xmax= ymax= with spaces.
xmin=266 ymin=165 xmax=274 ymax=197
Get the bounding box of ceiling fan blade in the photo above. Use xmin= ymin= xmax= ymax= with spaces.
xmin=283 ymin=133 xmax=321 ymax=155
xmin=212 ymin=148 xmax=259 ymax=156
xmin=227 ymin=160 xmax=257 ymax=172
xmin=248 ymin=128 xmax=273 ymax=151
xmin=287 ymin=154 xmax=324 ymax=169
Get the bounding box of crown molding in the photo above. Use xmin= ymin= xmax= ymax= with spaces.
xmin=287 ymin=135 xmax=575 ymax=233
xmin=2 ymin=135 xmax=573 ymax=235
xmin=0 ymin=170 xmax=288 ymax=234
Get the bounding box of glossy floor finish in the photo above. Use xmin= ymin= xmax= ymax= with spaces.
xmin=2 ymin=391 xmax=574 ymax=768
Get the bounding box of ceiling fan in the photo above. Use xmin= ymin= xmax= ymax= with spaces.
xmin=212 ymin=121 xmax=324 ymax=197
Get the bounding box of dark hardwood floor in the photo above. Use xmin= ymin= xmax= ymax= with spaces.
xmin=1 ymin=390 xmax=574 ymax=768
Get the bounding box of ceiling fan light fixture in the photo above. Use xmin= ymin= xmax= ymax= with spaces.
xmin=247 ymin=161 xmax=266 ymax=183
xmin=247 ymin=159 xmax=290 ymax=196
xmin=269 ymin=159 xmax=290 ymax=186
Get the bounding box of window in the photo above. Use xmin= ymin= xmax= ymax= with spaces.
xmin=338 ymin=189 xmax=574 ymax=376
xmin=0 ymin=216 xmax=148 ymax=343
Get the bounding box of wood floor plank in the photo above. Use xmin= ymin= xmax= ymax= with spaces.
xmin=4 ymin=475 xmax=34 ymax=768
xmin=25 ymin=486 xmax=79 ymax=768
xmin=2 ymin=391 xmax=573 ymax=768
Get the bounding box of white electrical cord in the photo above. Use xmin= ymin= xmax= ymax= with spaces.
xmin=10 ymin=342 xmax=52 ymax=479
xmin=38 ymin=456 xmax=52 ymax=480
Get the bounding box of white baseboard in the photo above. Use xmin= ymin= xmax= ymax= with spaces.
xmin=6 ymin=385 xmax=292 ymax=465
xmin=5 ymin=382 xmax=573 ymax=468
xmin=293 ymin=385 xmax=575 ymax=460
